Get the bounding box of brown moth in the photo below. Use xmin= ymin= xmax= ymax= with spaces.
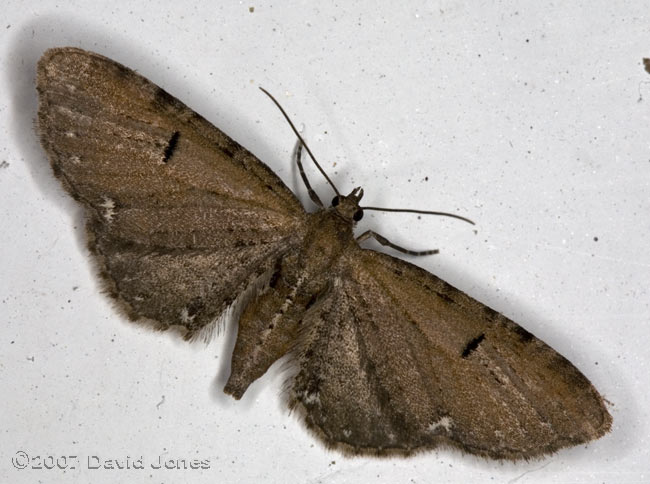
xmin=37 ymin=47 xmax=611 ymax=459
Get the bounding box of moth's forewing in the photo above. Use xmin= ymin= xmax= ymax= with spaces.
xmin=290 ymin=248 xmax=612 ymax=459
xmin=37 ymin=48 xmax=306 ymax=335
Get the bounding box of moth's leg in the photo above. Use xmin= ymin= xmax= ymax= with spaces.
xmin=294 ymin=140 xmax=324 ymax=207
xmin=356 ymin=230 xmax=439 ymax=256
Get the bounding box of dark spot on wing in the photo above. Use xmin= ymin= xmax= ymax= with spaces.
xmin=186 ymin=297 xmax=204 ymax=317
xmin=190 ymin=111 xmax=203 ymax=122
xmin=483 ymin=306 xmax=499 ymax=320
xmin=269 ymin=268 xmax=281 ymax=288
xmin=153 ymin=86 xmax=177 ymax=108
xmin=513 ymin=325 xmax=534 ymax=342
xmin=461 ymin=333 xmax=485 ymax=358
xmin=51 ymin=162 xmax=62 ymax=177
xmin=440 ymin=280 xmax=454 ymax=292
xmin=305 ymin=293 xmax=318 ymax=310
xmin=182 ymin=298 xmax=205 ymax=331
xmin=162 ymin=131 xmax=180 ymax=163
xmin=435 ymin=291 xmax=455 ymax=304
xmin=111 ymin=62 xmax=132 ymax=79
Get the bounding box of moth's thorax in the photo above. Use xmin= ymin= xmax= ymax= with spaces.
xmin=299 ymin=209 xmax=357 ymax=268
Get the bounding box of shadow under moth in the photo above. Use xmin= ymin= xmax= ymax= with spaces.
xmin=36 ymin=47 xmax=611 ymax=459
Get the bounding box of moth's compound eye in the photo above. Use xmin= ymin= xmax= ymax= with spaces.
xmin=353 ymin=209 xmax=364 ymax=221
xmin=331 ymin=196 xmax=340 ymax=207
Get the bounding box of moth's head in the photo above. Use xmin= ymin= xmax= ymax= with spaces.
xmin=331 ymin=187 xmax=364 ymax=223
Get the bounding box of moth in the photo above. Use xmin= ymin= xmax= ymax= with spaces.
xmin=37 ymin=47 xmax=611 ymax=459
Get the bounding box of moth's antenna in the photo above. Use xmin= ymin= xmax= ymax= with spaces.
xmin=361 ymin=206 xmax=475 ymax=225
xmin=259 ymin=87 xmax=340 ymax=196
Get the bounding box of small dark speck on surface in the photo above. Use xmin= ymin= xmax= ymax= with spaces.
xmin=249 ymin=6 xmax=254 ymax=13
xmin=643 ymin=58 xmax=650 ymax=75
xmin=0 ymin=160 xmax=9 ymax=169
xmin=593 ymin=236 xmax=598 ymax=242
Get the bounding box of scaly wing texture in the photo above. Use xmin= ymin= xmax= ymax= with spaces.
xmin=37 ymin=48 xmax=306 ymax=334
xmin=291 ymin=249 xmax=611 ymax=459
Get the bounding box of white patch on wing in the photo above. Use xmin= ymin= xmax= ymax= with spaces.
xmin=302 ymin=391 xmax=321 ymax=406
xmin=427 ymin=416 xmax=453 ymax=433
xmin=180 ymin=307 xmax=196 ymax=324
xmin=99 ymin=197 xmax=116 ymax=222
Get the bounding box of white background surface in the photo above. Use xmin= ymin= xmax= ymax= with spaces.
xmin=1 ymin=1 xmax=649 ymax=483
